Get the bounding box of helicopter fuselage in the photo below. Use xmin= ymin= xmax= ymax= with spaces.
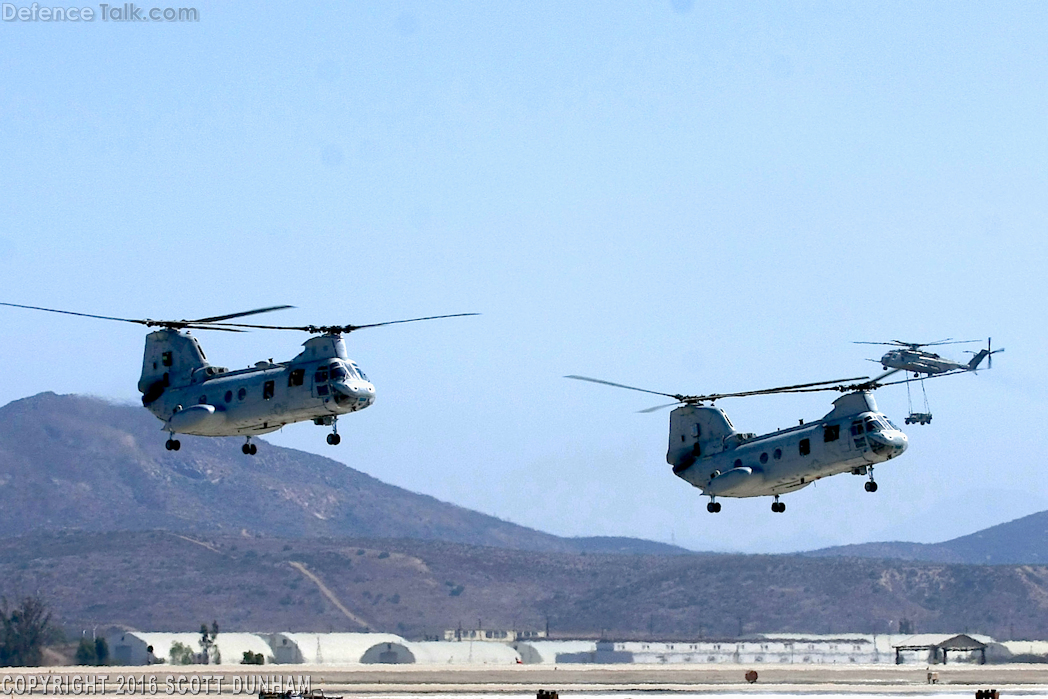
xmin=670 ymin=391 xmax=908 ymax=499
xmin=140 ymin=329 xmax=375 ymax=437
xmin=880 ymin=349 xmax=966 ymax=375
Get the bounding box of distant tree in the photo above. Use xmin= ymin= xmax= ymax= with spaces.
xmin=169 ymin=641 xmax=195 ymax=665
xmin=199 ymin=621 xmax=219 ymax=665
xmin=241 ymin=650 xmax=264 ymax=665
xmin=94 ymin=637 xmax=109 ymax=665
xmin=899 ymin=618 xmax=915 ymax=635
xmin=0 ymin=596 xmax=54 ymax=667
xmin=74 ymin=638 xmax=97 ymax=666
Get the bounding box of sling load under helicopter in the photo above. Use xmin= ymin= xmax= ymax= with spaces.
xmin=0 ymin=302 xmax=477 ymax=454
xmin=566 ymin=374 xmax=909 ymax=513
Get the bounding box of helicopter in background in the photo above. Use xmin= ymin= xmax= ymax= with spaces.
xmin=0 ymin=303 xmax=476 ymax=454
xmin=855 ymin=338 xmax=1003 ymax=378
xmin=567 ymin=374 xmax=908 ymax=513
xmin=855 ymin=338 xmax=1003 ymax=425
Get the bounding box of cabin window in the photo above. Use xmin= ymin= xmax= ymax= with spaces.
xmin=317 ymin=384 xmax=329 ymax=396
xmin=315 ymin=369 xmax=329 ymax=384
xmin=773 ymin=448 xmax=782 ymax=460
xmin=850 ymin=421 xmax=864 ymax=436
xmin=224 ymin=391 xmax=232 ymax=403
xmin=759 ymin=452 xmax=769 ymax=464
xmin=799 ymin=438 xmax=811 ymax=456
xmin=288 ymin=368 xmax=305 ymax=387
xmin=162 ymin=351 xmax=173 ymax=367
xmin=691 ymin=424 xmax=700 ymax=438
xmin=263 ymin=381 xmax=275 ymax=400
xmin=237 ymin=387 xmax=247 ymax=401
xmin=823 ymin=424 xmax=840 ymax=442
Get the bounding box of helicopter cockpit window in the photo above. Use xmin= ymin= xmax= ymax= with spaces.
xmin=823 ymin=424 xmax=840 ymax=442
xmin=330 ymin=365 xmax=348 ymax=380
xmin=865 ymin=417 xmax=882 ymax=433
xmin=351 ymin=363 xmax=368 ymax=381
xmin=850 ymin=421 xmax=865 ymax=436
xmin=799 ymin=438 xmax=811 ymax=456
xmin=314 ymin=368 xmax=328 ymax=384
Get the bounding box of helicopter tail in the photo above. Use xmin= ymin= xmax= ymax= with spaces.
xmin=966 ymin=338 xmax=1004 ymax=371
xmin=138 ymin=330 xmax=210 ymax=406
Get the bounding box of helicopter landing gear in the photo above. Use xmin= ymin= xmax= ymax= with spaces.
xmin=706 ymin=499 xmax=722 ymax=514
xmin=242 ymin=438 xmax=257 ymax=456
xmin=326 ymin=419 xmax=341 ymax=445
xmin=864 ymin=468 xmax=878 ymax=492
xmin=165 ymin=438 xmax=181 ymax=451
xmin=771 ymin=496 xmax=786 ymax=513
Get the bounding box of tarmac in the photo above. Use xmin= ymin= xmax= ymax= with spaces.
xmin=3 ymin=664 xmax=1048 ymax=697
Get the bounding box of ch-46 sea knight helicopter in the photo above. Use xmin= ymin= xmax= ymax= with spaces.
xmin=0 ymin=302 xmax=476 ymax=454
xmin=567 ymin=374 xmax=910 ymax=513
xmin=854 ymin=338 xmax=1003 ymax=425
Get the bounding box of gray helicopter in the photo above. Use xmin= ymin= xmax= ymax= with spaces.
xmin=0 ymin=303 xmax=476 ymax=454
xmin=855 ymin=338 xmax=1003 ymax=425
xmin=856 ymin=338 xmax=1003 ymax=378
xmin=567 ymin=375 xmax=908 ymax=513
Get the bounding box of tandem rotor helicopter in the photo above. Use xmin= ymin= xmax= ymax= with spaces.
xmin=567 ymin=374 xmax=910 ymax=513
xmin=0 ymin=302 xmax=476 ymax=454
xmin=855 ymin=338 xmax=1003 ymax=425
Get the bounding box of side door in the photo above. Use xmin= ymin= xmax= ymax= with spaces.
xmin=311 ymin=363 xmax=331 ymax=402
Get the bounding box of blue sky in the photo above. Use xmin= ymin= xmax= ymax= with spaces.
xmin=0 ymin=1 xmax=1045 ymax=552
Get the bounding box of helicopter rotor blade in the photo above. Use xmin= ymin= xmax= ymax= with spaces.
xmin=564 ymin=375 xmax=682 ymax=400
xmin=637 ymin=402 xmax=684 ymax=414
xmin=568 ymin=374 xmax=871 ymax=406
xmin=921 ymin=338 xmax=980 ymax=347
xmin=0 ymin=302 xmax=272 ymax=332
xmin=0 ymin=302 xmax=148 ymax=325
xmin=211 ymin=312 xmax=480 ymax=334
xmin=189 ymin=305 xmax=295 ymax=324
xmin=695 ymin=375 xmax=871 ymax=402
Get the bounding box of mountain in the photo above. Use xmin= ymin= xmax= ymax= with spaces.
xmin=5 ymin=530 xmax=1048 ymax=640
xmin=0 ymin=392 xmax=688 ymax=555
xmin=805 ymin=509 xmax=1048 ymax=565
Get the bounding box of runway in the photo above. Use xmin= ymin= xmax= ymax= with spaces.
xmin=3 ymin=664 xmax=1048 ymax=697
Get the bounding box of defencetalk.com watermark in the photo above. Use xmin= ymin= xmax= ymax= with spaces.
xmin=2 ymin=3 xmax=198 ymax=22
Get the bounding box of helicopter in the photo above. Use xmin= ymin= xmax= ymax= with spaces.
xmin=855 ymin=338 xmax=1003 ymax=378
xmin=566 ymin=374 xmax=909 ymax=513
xmin=0 ymin=303 xmax=476 ymax=454
xmin=855 ymin=338 xmax=1003 ymax=425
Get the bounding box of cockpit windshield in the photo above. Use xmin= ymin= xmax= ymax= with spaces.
xmin=865 ymin=417 xmax=889 ymax=433
xmin=330 ymin=364 xmax=348 ymax=381
xmin=351 ymin=363 xmax=368 ymax=381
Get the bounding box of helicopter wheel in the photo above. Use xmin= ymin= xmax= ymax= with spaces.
xmin=165 ymin=438 xmax=180 ymax=451
xmin=242 ymin=442 xmax=257 ymax=456
xmin=706 ymin=501 xmax=721 ymax=513
xmin=771 ymin=499 xmax=785 ymax=513
xmin=864 ymin=480 xmax=878 ymax=493
xmin=326 ymin=433 xmax=341 ymax=445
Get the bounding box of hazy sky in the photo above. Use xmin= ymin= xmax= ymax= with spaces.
xmin=1 ymin=2 xmax=1045 ymax=552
